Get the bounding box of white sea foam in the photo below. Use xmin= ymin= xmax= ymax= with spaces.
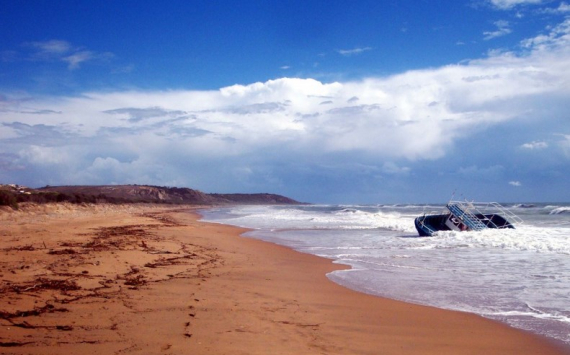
xmin=430 ymin=227 xmax=570 ymax=254
xmin=208 ymin=205 xmax=417 ymax=232
xmin=550 ymin=206 xmax=570 ymax=215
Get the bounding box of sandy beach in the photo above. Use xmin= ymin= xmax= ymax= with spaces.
xmin=1 ymin=203 xmax=568 ymax=355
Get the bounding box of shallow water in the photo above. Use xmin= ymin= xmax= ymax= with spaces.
xmin=200 ymin=203 xmax=570 ymax=345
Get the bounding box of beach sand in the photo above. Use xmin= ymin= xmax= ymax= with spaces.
xmin=1 ymin=203 xmax=568 ymax=355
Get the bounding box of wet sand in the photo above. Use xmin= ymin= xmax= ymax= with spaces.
xmin=1 ymin=203 xmax=568 ymax=354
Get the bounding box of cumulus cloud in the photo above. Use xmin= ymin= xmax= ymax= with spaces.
xmin=509 ymin=180 xmax=522 ymax=186
xmin=521 ymin=140 xmax=548 ymax=149
xmin=520 ymin=18 xmax=570 ymax=53
xmin=1 ymin=19 xmax=570 ymax=197
xmin=540 ymin=2 xmax=570 ymax=13
xmin=18 ymin=145 xmax=72 ymax=166
xmin=484 ymin=20 xmax=512 ymax=40
xmin=555 ymin=2 xmax=570 ymax=12
xmin=489 ymin=0 xmax=543 ymax=10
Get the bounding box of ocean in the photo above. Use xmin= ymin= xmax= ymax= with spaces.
xmin=200 ymin=203 xmax=570 ymax=345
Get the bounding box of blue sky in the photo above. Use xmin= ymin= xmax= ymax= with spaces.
xmin=1 ymin=0 xmax=570 ymax=203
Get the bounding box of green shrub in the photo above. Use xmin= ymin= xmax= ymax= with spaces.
xmin=0 ymin=190 xmax=18 ymax=209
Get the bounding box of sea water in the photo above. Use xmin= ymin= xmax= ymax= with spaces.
xmin=200 ymin=203 xmax=570 ymax=345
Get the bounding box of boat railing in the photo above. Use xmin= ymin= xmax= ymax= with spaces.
xmin=487 ymin=202 xmax=524 ymax=225
xmin=446 ymin=201 xmax=487 ymax=231
xmin=448 ymin=200 xmax=523 ymax=228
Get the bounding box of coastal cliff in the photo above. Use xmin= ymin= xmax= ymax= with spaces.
xmin=0 ymin=184 xmax=301 ymax=207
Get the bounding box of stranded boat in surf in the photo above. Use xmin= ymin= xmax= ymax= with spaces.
xmin=414 ymin=200 xmax=522 ymax=236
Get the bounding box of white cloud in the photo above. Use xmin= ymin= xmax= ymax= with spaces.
xmin=509 ymin=180 xmax=522 ymax=186
xmin=556 ymin=2 xmax=570 ymax=12
xmin=3 ymin=24 xmax=570 ymax=160
xmin=2 ymin=19 xmax=570 ymax=194
xmin=21 ymin=40 xmax=112 ymax=70
xmin=27 ymin=40 xmax=71 ymax=56
xmin=63 ymin=51 xmax=94 ymax=70
xmin=103 ymin=106 xmax=188 ymax=122
xmin=484 ymin=20 xmax=512 ymax=40
xmin=489 ymin=0 xmax=543 ymax=10
xmin=539 ymin=1 xmax=570 ymax=13
xmin=337 ymin=47 xmax=373 ymax=56
xmin=18 ymin=145 xmax=71 ymax=165
xmin=520 ymin=17 xmax=570 ymax=53
xmin=521 ymin=141 xmax=548 ymax=149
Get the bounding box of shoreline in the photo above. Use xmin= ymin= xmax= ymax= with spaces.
xmin=1 ymin=203 xmax=568 ymax=354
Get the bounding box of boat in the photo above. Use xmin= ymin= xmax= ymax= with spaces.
xmin=414 ymin=200 xmax=522 ymax=236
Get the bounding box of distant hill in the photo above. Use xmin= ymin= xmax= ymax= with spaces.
xmin=209 ymin=193 xmax=301 ymax=205
xmin=0 ymin=184 xmax=302 ymax=208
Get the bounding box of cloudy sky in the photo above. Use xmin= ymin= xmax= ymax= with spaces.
xmin=1 ymin=0 xmax=569 ymax=203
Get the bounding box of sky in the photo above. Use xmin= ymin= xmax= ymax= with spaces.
xmin=1 ymin=0 xmax=570 ymax=204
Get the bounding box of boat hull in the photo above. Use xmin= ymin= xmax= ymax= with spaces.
xmin=415 ymin=213 xmax=514 ymax=237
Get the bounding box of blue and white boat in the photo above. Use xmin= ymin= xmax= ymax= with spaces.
xmin=414 ymin=200 xmax=522 ymax=236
